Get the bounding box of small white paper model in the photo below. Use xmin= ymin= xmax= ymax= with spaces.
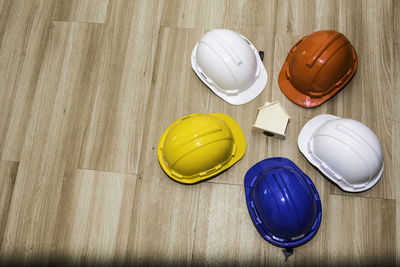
xmin=252 ymin=101 xmax=291 ymax=139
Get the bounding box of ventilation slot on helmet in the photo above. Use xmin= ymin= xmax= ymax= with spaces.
xmin=323 ymin=164 xmax=338 ymax=179
xmin=291 ymin=233 xmax=305 ymax=241
xmin=243 ymin=38 xmax=251 ymax=45
xmin=200 ymin=169 xmax=213 ymax=177
xmin=197 ymin=68 xmax=214 ymax=85
xmin=180 ymin=115 xmax=192 ymax=121
xmin=251 ymin=207 xmax=262 ymax=224
xmin=206 ymin=168 xmax=215 ymax=174
xmin=293 ymin=36 xmax=306 ymax=49
xmin=271 ymin=235 xmax=285 ymax=242
xmin=307 ymin=33 xmax=342 ymax=67
xmin=341 ymin=71 xmax=351 ymax=83
xmin=335 ymin=69 xmax=352 ymax=87
xmin=250 ymin=204 xmax=269 ymax=236
xmin=199 ymin=71 xmax=210 ymax=82
xmin=250 ymin=202 xmax=263 ymax=225
xmin=309 ymin=182 xmax=320 ymax=200
xmin=200 ymin=165 xmax=221 ymax=177
xmin=311 ymin=212 xmax=322 ymax=230
xmin=225 ymin=89 xmax=240 ymax=96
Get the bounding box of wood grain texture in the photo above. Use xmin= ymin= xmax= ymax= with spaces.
xmin=0 ymin=0 xmax=397 ymax=265
xmin=53 ymin=169 xmax=137 ymax=265
xmin=77 ymin=0 xmax=163 ymax=174
xmin=52 ymin=0 xmax=109 ymax=23
xmin=192 ymin=183 xmax=261 ymax=266
xmin=0 ymin=0 xmax=56 ymax=161
xmin=394 ymin=0 xmax=400 ymax=122
xmin=126 ymin=171 xmax=199 ymax=265
xmin=395 ymin=121 xmax=400 ymax=266
xmin=0 ymin=21 xmax=102 ymax=264
xmin=0 ymin=160 xmax=18 ymax=245
xmin=161 ymin=0 xmax=276 ymax=32
xmin=325 ymin=195 xmax=396 ymax=266
xmin=124 ymin=27 xmax=208 ymax=265
xmin=394 ymin=1 xmax=399 ymax=260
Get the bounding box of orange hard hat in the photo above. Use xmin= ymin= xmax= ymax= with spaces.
xmin=278 ymin=30 xmax=358 ymax=108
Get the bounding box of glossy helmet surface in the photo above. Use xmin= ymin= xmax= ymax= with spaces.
xmin=158 ymin=113 xmax=246 ymax=184
xmin=278 ymin=30 xmax=358 ymax=108
xmin=244 ymin=157 xmax=322 ymax=247
xmin=191 ymin=29 xmax=268 ymax=105
xmin=298 ymin=114 xmax=384 ymax=192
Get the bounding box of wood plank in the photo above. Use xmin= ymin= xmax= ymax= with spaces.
xmin=51 ymin=169 xmax=137 ymax=265
xmin=275 ymin=0 xmax=361 ymax=36
xmin=0 ymin=0 xmax=396 ymax=265
xmin=394 ymin=3 xmax=399 ymax=261
xmin=337 ymin=0 xmax=393 ymax=122
xmin=124 ymin=27 xmax=210 ymax=265
xmin=330 ymin=0 xmax=394 ymax=198
xmin=394 ymin=19 xmax=399 ymax=265
xmin=125 ymin=171 xmax=200 ymax=265
xmin=52 ymin=0 xmax=109 ymax=23
xmin=161 ymin=0 xmax=242 ymax=30
xmin=325 ymin=195 xmax=396 ymax=265
xmin=77 ymin=0 xmax=163 ymax=174
xmin=0 ymin=21 xmax=103 ymax=264
xmin=0 ymin=0 xmax=56 ymax=161
xmin=260 ymin=191 xmax=396 ymax=266
xmin=394 ymin=0 xmax=399 ymax=255
xmin=161 ymin=0 xmax=276 ymax=32
xmin=0 ymin=160 xmax=18 ymax=245
xmin=395 ymin=0 xmax=400 ymax=46
xmin=395 ymin=122 xmax=400 ymax=266
xmin=394 ymin=3 xmax=400 ymax=262
xmin=394 ymin=0 xmax=400 ymax=121
xmin=0 ymin=0 xmax=13 ymax=42
xmin=275 ymin=0 xmax=319 ymax=35
xmin=192 ymin=183 xmax=261 ymax=266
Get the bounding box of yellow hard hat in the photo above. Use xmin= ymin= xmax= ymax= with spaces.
xmin=157 ymin=113 xmax=246 ymax=184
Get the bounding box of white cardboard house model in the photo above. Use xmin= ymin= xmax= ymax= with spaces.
xmin=252 ymin=101 xmax=291 ymax=139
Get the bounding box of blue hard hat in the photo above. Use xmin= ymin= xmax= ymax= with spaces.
xmin=244 ymin=157 xmax=322 ymax=248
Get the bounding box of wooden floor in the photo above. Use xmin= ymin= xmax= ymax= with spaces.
xmin=0 ymin=0 xmax=398 ymax=266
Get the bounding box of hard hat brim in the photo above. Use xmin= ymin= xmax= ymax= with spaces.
xmin=191 ymin=36 xmax=268 ymax=105
xmin=157 ymin=113 xmax=246 ymax=184
xmin=278 ymin=40 xmax=358 ymax=108
xmin=298 ymin=114 xmax=384 ymax=192
xmin=244 ymin=157 xmax=322 ymax=248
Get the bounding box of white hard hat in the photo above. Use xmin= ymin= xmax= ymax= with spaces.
xmin=298 ymin=114 xmax=384 ymax=192
xmin=191 ymin=29 xmax=268 ymax=105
